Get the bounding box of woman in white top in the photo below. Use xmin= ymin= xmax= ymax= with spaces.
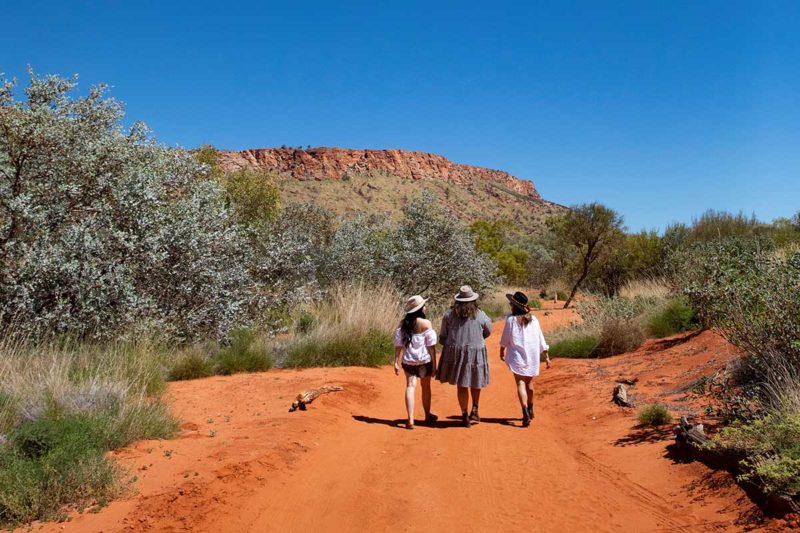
xmin=393 ymin=295 xmax=438 ymax=430
xmin=499 ymin=291 xmax=551 ymax=427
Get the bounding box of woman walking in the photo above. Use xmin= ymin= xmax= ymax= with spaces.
xmin=393 ymin=295 xmax=438 ymax=430
xmin=499 ymin=291 xmax=550 ymax=428
xmin=436 ymin=286 xmax=492 ymax=428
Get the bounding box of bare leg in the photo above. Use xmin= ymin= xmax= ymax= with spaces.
xmin=405 ymin=373 xmax=417 ymax=426
xmin=470 ymin=387 xmax=481 ymax=408
xmin=514 ymin=374 xmax=528 ymax=408
xmin=420 ymin=376 xmax=432 ymax=416
xmin=527 ymin=380 xmax=535 ymax=416
xmin=457 ymin=386 xmax=469 ymax=413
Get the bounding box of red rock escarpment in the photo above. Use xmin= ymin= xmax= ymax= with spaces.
xmin=216 ymin=147 xmax=541 ymax=200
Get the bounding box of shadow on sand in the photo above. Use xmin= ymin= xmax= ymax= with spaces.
xmin=613 ymin=425 xmax=674 ymax=447
xmin=352 ymin=415 xmax=463 ymax=429
xmin=352 ymin=415 xmax=522 ymax=429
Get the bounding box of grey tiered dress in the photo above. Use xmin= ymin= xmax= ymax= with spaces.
xmin=435 ymin=309 xmax=492 ymax=388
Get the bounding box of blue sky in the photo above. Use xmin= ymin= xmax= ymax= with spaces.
xmin=3 ymin=0 xmax=798 ymax=231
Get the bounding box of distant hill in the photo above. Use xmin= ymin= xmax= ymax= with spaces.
xmin=216 ymin=147 xmax=566 ymax=231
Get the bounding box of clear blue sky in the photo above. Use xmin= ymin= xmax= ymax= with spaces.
xmin=3 ymin=0 xmax=799 ymax=231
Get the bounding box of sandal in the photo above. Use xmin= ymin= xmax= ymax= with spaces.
xmin=405 ymin=421 xmax=415 ymax=430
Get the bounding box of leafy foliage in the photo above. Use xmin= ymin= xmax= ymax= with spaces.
xmin=0 ymin=71 xmax=253 ymax=340
xmin=645 ymin=297 xmax=699 ymax=338
xmin=547 ymin=203 xmax=625 ymax=307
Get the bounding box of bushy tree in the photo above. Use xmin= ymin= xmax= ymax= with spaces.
xmin=548 ymin=203 xmax=625 ymax=308
xmin=0 ymin=71 xmax=252 ymax=339
xmin=469 ymin=219 xmax=530 ymax=285
xmin=390 ymin=193 xmax=498 ymax=299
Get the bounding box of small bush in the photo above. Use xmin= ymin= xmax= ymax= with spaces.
xmin=0 ymin=408 xmax=175 ymax=526
xmin=168 ymin=350 xmax=214 ymax=381
xmin=285 ymin=328 xmax=392 ymax=368
xmin=646 ymin=298 xmax=699 ymax=338
xmin=637 ymin=404 xmax=673 ymax=426
xmin=212 ymin=328 xmax=273 ymax=375
xmin=715 ymin=409 xmax=800 ymax=496
xmin=549 ymin=333 xmax=598 ymax=358
xmin=294 ymin=310 xmax=318 ymax=334
xmin=592 ymin=319 xmax=645 ymax=357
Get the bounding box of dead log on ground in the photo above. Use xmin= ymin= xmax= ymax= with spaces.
xmin=616 ymin=376 xmax=638 ymax=386
xmin=289 ymin=385 xmax=344 ymax=412
xmin=612 ymin=383 xmax=634 ymax=407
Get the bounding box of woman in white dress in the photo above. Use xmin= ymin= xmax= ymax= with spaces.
xmin=499 ymin=291 xmax=551 ymax=427
xmin=393 ymin=295 xmax=438 ymax=430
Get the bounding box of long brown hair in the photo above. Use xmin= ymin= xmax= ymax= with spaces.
xmin=452 ymin=301 xmax=478 ymax=320
xmin=511 ymin=303 xmax=533 ymax=326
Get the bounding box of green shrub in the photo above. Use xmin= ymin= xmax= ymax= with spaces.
xmin=637 ymin=404 xmax=673 ymax=426
xmin=295 ymin=310 xmax=318 ymax=334
xmin=168 ymin=350 xmax=214 ymax=381
xmin=212 ymin=328 xmax=273 ymax=375
xmin=714 ymin=410 xmax=800 ymax=496
xmin=646 ymin=298 xmax=699 ymax=338
xmin=285 ymin=328 xmax=392 ymax=368
xmin=0 ymin=408 xmax=175 ymax=526
xmin=549 ymin=333 xmax=598 ymax=358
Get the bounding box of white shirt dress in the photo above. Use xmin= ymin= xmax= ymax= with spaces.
xmin=499 ymin=315 xmax=549 ymax=377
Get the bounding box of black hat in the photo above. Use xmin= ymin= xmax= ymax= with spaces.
xmin=505 ymin=291 xmax=529 ymax=311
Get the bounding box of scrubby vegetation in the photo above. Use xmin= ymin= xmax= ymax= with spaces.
xmin=2 ymin=69 xmax=799 ymax=523
xmin=0 ymin=339 xmax=177 ymax=524
xmin=637 ymin=405 xmax=673 ymax=426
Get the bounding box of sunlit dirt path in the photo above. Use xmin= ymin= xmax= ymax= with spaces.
xmin=39 ymin=304 xmax=778 ymax=532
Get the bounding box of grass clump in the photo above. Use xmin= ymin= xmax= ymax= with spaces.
xmin=548 ymin=333 xmax=598 ymax=358
xmin=167 ymin=349 xmax=214 ymax=381
xmin=646 ymin=298 xmax=699 ymax=338
xmin=637 ymin=404 xmax=673 ymax=426
xmin=285 ymin=328 xmax=392 ymax=368
xmin=593 ymin=319 xmax=646 ymax=358
xmin=0 ymin=338 xmax=178 ymax=526
xmin=211 ymin=328 xmax=273 ymax=375
xmin=282 ymin=282 xmax=400 ymax=368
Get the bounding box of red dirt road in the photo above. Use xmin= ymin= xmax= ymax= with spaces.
xmin=39 ymin=306 xmax=787 ymax=532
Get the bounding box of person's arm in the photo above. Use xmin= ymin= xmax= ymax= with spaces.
xmin=425 ymin=328 xmax=438 ymax=371
xmin=394 ymin=346 xmax=403 ymax=375
xmin=427 ymin=345 xmax=437 ymax=372
xmin=481 ymin=311 xmax=492 ymax=339
xmin=539 ymin=323 xmax=551 ymax=369
xmin=393 ymin=328 xmax=403 ymax=375
xmin=499 ymin=319 xmax=511 ymax=361
xmin=439 ymin=315 xmax=449 ymax=345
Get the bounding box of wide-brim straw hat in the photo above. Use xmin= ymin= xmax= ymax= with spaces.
xmin=506 ymin=291 xmax=530 ymax=311
xmin=404 ymin=295 xmax=428 ymax=314
xmin=454 ymin=285 xmax=479 ymax=302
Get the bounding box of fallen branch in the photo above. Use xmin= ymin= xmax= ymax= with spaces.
xmin=289 ymin=385 xmax=344 ymax=412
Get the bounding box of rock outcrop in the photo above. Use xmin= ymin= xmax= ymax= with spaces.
xmin=216 ymin=147 xmax=541 ymax=200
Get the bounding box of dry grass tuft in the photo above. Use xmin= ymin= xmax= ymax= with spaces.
xmin=619 ymin=278 xmax=670 ymax=300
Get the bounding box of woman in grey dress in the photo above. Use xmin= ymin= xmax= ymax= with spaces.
xmin=435 ymin=285 xmax=493 ymax=427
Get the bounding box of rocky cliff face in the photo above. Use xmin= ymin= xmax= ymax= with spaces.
xmin=216 ymin=147 xmax=541 ymax=200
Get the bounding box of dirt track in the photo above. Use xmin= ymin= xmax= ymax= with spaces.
xmin=40 ymin=305 xmax=782 ymax=532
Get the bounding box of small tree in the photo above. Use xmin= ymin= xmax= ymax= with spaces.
xmin=549 ymin=203 xmax=624 ymax=308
